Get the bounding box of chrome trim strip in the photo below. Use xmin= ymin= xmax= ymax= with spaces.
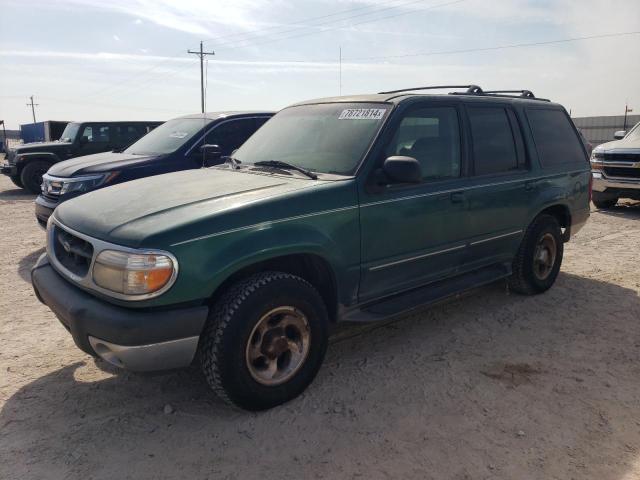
xmin=47 ymin=216 xmax=179 ymax=301
xmin=360 ymin=169 xmax=588 ymax=208
xmin=368 ymin=244 xmax=466 ymax=272
xmin=170 ymin=205 xmax=359 ymax=246
xmin=469 ymin=230 xmax=523 ymax=246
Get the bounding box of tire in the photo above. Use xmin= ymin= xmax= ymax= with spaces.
xmin=9 ymin=175 xmax=23 ymax=188
xmin=20 ymin=160 xmax=51 ymax=194
xmin=592 ymin=191 xmax=618 ymax=209
xmin=199 ymin=271 xmax=329 ymax=411
xmin=509 ymin=214 xmax=564 ymax=295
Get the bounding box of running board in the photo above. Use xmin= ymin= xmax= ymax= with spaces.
xmin=342 ymin=263 xmax=511 ymax=323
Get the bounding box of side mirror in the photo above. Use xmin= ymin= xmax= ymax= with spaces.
xmin=200 ymin=144 xmax=222 ymax=166
xmin=614 ymin=130 xmax=626 ymax=140
xmin=383 ymin=156 xmax=422 ymax=184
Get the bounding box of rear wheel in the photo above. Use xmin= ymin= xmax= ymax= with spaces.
xmin=20 ymin=160 xmax=51 ymax=194
xmin=592 ymin=191 xmax=618 ymax=209
xmin=199 ymin=271 xmax=329 ymax=411
xmin=509 ymin=214 xmax=563 ymax=295
xmin=9 ymin=175 xmax=23 ymax=188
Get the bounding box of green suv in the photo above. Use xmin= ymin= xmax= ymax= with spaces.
xmin=32 ymin=85 xmax=591 ymax=410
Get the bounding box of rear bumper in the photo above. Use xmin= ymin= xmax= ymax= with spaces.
xmin=35 ymin=195 xmax=57 ymax=228
xmin=31 ymin=254 xmax=209 ymax=371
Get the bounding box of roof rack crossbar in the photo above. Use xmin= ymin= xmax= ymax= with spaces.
xmin=378 ymin=85 xmax=483 ymax=95
xmin=483 ymin=89 xmax=536 ymax=98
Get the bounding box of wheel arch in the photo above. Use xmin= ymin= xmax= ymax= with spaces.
xmin=208 ymin=252 xmax=340 ymax=323
xmin=532 ymin=203 xmax=572 ymax=241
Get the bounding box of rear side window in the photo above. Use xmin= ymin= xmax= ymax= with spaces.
xmin=526 ymin=109 xmax=586 ymax=166
xmin=468 ymin=107 xmax=519 ymax=175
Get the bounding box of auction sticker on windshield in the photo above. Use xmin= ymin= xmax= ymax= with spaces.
xmin=338 ymin=108 xmax=387 ymax=120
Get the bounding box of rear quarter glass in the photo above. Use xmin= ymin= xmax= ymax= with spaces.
xmin=525 ymin=108 xmax=587 ymax=166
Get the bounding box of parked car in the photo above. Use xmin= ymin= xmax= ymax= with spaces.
xmin=2 ymin=120 xmax=162 ymax=194
xmin=34 ymin=112 xmax=274 ymax=227
xmin=31 ymin=85 xmax=590 ymax=410
xmin=590 ymin=122 xmax=640 ymax=208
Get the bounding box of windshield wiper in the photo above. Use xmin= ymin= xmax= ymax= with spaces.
xmin=254 ymin=160 xmax=317 ymax=180
xmin=224 ymin=156 xmax=242 ymax=170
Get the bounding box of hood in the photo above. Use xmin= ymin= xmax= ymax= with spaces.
xmin=47 ymin=151 xmax=160 ymax=177
xmin=55 ymin=168 xmax=322 ymax=247
xmin=14 ymin=141 xmax=70 ymax=153
xmin=595 ymin=134 xmax=640 ymax=153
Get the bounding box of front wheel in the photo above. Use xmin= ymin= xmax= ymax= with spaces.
xmin=20 ymin=160 xmax=51 ymax=194
xmin=592 ymin=191 xmax=618 ymax=209
xmin=199 ymin=271 xmax=329 ymax=411
xmin=9 ymin=175 xmax=23 ymax=188
xmin=509 ymin=214 xmax=563 ymax=295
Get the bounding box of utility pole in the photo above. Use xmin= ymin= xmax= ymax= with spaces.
xmin=623 ymin=103 xmax=633 ymax=131
xmin=26 ymin=95 xmax=38 ymax=124
xmin=188 ymin=41 xmax=215 ymax=113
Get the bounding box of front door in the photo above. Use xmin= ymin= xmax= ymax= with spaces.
xmin=76 ymin=124 xmax=112 ymax=156
xmin=358 ymin=104 xmax=472 ymax=302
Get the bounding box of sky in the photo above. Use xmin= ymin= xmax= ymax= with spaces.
xmin=0 ymin=0 xmax=639 ymax=129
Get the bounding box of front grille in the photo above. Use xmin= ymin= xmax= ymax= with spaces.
xmin=602 ymin=153 xmax=640 ymax=162
xmin=604 ymin=167 xmax=640 ymax=179
xmin=52 ymin=225 xmax=94 ymax=277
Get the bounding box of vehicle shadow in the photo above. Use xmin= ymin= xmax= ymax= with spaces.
xmin=17 ymin=247 xmax=46 ymax=283
xmin=1 ymin=273 xmax=640 ymax=479
xmin=594 ymin=200 xmax=640 ymax=219
xmin=0 ymin=188 xmax=35 ymax=200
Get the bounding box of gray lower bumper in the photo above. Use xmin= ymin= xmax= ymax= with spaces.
xmin=592 ymin=172 xmax=640 ymax=192
xmin=89 ymin=335 xmax=199 ymax=371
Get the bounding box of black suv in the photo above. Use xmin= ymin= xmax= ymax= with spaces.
xmin=2 ymin=121 xmax=161 ymax=193
xmin=35 ymin=112 xmax=273 ymax=227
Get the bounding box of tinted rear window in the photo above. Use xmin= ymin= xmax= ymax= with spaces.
xmin=526 ymin=109 xmax=586 ymax=166
xmin=468 ymin=107 xmax=519 ymax=175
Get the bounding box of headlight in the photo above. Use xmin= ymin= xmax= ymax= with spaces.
xmin=92 ymin=250 xmax=177 ymax=297
xmin=60 ymin=172 xmax=119 ymax=195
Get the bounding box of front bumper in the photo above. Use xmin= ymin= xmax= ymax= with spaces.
xmin=1 ymin=163 xmax=17 ymax=176
xmin=31 ymin=254 xmax=209 ymax=371
xmin=592 ymin=171 xmax=640 ymax=193
xmin=35 ymin=195 xmax=57 ymax=228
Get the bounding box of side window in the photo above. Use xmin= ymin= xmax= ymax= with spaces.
xmin=115 ymin=125 xmax=147 ymax=145
xmin=468 ymin=107 xmax=518 ymax=176
xmin=526 ymin=109 xmax=586 ymax=166
xmin=205 ymin=119 xmax=257 ymax=156
xmin=385 ymin=107 xmax=461 ymax=180
xmin=81 ymin=125 xmax=110 ymax=143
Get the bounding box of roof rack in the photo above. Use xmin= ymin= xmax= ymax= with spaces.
xmin=378 ymin=85 xmax=550 ymax=102
xmin=378 ymin=85 xmax=483 ymax=95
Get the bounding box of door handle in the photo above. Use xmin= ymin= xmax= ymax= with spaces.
xmin=450 ymin=191 xmax=465 ymax=203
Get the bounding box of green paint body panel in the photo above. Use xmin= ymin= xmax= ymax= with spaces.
xmin=51 ymin=93 xmax=591 ymax=315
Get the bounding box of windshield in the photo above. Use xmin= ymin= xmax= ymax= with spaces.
xmin=59 ymin=123 xmax=80 ymax=143
xmin=626 ymin=123 xmax=640 ymax=141
xmin=233 ymin=103 xmax=390 ymax=175
xmin=124 ymin=118 xmax=207 ymax=155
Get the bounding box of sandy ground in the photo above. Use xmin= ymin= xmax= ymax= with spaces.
xmin=1 ymin=172 xmax=640 ymax=480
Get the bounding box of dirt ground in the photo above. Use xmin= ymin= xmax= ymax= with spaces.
xmin=1 ymin=172 xmax=640 ymax=480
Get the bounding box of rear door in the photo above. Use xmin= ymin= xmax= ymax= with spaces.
xmin=358 ymin=102 xmax=474 ymax=302
xmin=462 ymin=104 xmax=532 ymax=269
xmin=76 ymin=123 xmax=112 ymax=156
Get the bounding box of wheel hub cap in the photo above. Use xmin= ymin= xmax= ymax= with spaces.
xmin=245 ymin=306 xmax=311 ymax=386
xmin=533 ymin=233 xmax=557 ymax=280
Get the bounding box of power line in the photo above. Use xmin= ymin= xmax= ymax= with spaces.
xmin=344 ymin=30 xmax=640 ymax=61
xmin=188 ymin=41 xmax=216 ymax=113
